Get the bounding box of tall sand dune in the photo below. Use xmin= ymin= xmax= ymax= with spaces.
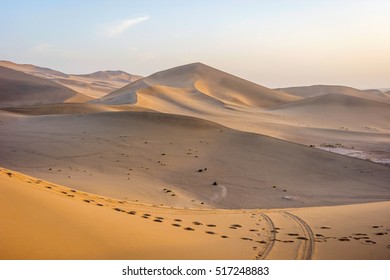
xmin=97 ymin=62 xmax=300 ymax=109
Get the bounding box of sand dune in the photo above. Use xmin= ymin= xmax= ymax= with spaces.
xmin=268 ymin=93 xmax=390 ymax=132
xmin=1 ymin=167 xmax=388 ymax=260
xmin=0 ymin=60 xmax=142 ymax=98
xmin=0 ymin=66 xmax=91 ymax=108
xmin=0 ymin=61 xmax=389 ymax=260
xmin=277 ymin=85 xmax=389 ymax=104
xmin=97 ymin=62 xmax=300 ymax=109
xmin=0 ymin=110 xmax=389 ymax=209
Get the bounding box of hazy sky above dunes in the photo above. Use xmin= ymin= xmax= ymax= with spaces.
xmin=1 ymin=0 xmax=389 ymax=88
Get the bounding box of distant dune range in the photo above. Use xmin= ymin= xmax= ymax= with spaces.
xmin=0 ymin=60 xmax=142 ymax=98
xmin=0 ymin=66 xmax=91 ymax=107
xmin=0 ymin=61 xmax=389 ymax=259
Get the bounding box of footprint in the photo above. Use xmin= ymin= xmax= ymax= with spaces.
xmin=193 ymin=221 xmax=203 ymax=226
xmin=283 ymin=240 xmax=295 ymax=243
xmin=96 ymin=203 xmax=103 ymax=207
xmin=183 ymin=227 xmax=195 ymax=231
xmin=375 ymin=232 xmax=387 ymax=236
xmin=371 ymin=226 xmax=382 ymax=228
xmin=83 ymin=200 xmax=90 ymax=203
xmin=174 ymin=219 xmax=182 ymax=222
xmin=231 ymin=224 xmax=242 ymax=228
xmin=153 ymin=219 xmax=163 ymax=223
xmin=338 ymin=238 xmax=350 ymax=241
xmin=297 ymin=237 xmax=309 ymax=240
xmin=207 ymin=224 xmax=216 ymax=227
xmin=320 ymin=226 xmax=331 ymax=229
xmin=205 ymin=231 xmax=215 ymax=235
xmin=241 ymin=237 xmax=253 ymax=241
xmin=249 ymin=229 xmax=258 ymax=232
xmin=288 ymin=233 xmax=299 ymax=236
xmin=172 ymin=224 xmax=181 ymax=227
xmin=365 ymin=240 xmax=376 ymax=244
xmin=127 ymin=211 xmax=136 ymax=215
xmin=114 ymin=208 xmax=124 ymax=212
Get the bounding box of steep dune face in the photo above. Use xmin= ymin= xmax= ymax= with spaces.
xmin=0 ymin=61 xmax=142 ymax=98
xmin=98 ymin=63 xmax=300 ymax=109
xmin=0 ymin=66 xmax=91 ymax=108
xmin=277 ymin=85 xmax=389 ymax=104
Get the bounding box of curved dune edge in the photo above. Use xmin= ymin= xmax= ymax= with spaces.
xmin=0 ymin=167 xmax=389 ymax=260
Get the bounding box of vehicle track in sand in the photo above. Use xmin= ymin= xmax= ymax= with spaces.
xmin=281 ymin=211 xmax=315 ymax=260
xmin=257 ymin=213 xmax=276 ymax=259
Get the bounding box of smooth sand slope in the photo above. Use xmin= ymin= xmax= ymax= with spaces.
xmin=0 ymin=60 xmax=142 ymax=98
xmin=0 ymin=110 xmax=389 ymax=209
xmin=0 ymin=66 xmax=91 ymax=107
xmin=1 ymin=167 xmax=388 ymax=260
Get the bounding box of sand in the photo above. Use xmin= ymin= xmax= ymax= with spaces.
xmin=1 ymin=168 xmax=388 ymax=260
xmin=0 ymin=61 xmax=389 ymax=260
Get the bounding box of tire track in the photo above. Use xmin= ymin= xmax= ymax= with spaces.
xmin=282 ymin=211 xmax=315 ymax=260
xmin=258 ymin=213 xmax=276 ymax=259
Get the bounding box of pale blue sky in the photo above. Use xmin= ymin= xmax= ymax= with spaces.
xmin=1 ymin=0 xmax=389 ymax=88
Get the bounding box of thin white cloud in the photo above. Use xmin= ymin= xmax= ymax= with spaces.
xmin=105 ymin=15 xmax=149 ymax=37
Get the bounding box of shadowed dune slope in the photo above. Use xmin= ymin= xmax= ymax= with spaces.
xmin=0 ymin=66 xmax=91 ymax=108
xmin=277 ymin=85 xmax=389 ymax=104
xmin=97 ymin=63 xmax=300 ymax=109
xmin=0 ymin=110 xmax=389 ymax=209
